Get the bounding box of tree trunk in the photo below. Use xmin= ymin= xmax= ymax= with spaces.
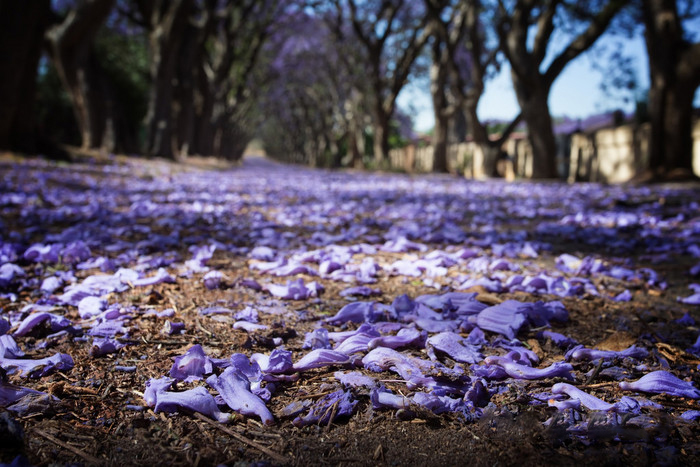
xmin=45 ymin=0 xmax=115 ymax=151
xmin=642 ymin=0 xmax=700 ymax=179
xmin=0 ymin=0 xmax=50 ymax=152
xmin=514 ymin=80 xmax=557 ymax=179
xmin=144 ymin=0 xmax=192 ymax=159
xmin=647 ymin=79 xmax=696 ymax=176
xmin=432 ymin=112 xmax=449 ymax=173
xmin=373 ymin=108 xmax=390 ymax=164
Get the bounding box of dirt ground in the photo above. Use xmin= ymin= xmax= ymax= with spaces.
xmin=0 ymin=154 xmax=699 ymax=466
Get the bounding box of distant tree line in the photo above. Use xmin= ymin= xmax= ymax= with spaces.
xmin=0 ymin=0 xmax=698 ymax=180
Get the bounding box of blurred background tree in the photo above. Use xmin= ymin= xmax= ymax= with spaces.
xmin=0 ymin=0 xmax=698 ymax=180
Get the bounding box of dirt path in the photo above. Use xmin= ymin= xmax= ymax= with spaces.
xmin=0 ymin=156 xmax=699 ymax=466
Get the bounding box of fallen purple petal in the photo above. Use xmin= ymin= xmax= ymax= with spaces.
xmin=206 ymin=366 xmax=274 ymax=425
xmin=619 ymin=371 xmax=700 ymax=399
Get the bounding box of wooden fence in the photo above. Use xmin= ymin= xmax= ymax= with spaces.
xmin=388 ymin=119 xmax=700 ymax=182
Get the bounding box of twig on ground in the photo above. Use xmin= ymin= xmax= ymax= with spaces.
xmin=34 ymin=429 xmax=102 ymax=465
xmin=192 ymin=412 xmax=288 ymax=464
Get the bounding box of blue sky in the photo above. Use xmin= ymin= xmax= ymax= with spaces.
xmin=399 ymin=34 xmax=700 ymax=132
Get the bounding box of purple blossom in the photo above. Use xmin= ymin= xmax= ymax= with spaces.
xmin=302 ymin=328 xmax=331 ymax=350
xmin=233 ymin=321 xmax=269 ymax=332
xmin=339 ymin=286 xmax=382 ymax=297
xmin=538 ymin=331 xmax=578 ymax=348
xmin=370 ymin=387 xmax=411 ymax=410
xmin=0 ymin=319 xmax=11 ymax=336
xmin=132 ymin=268 xmax=175 ymax=287
xmin=426 ymin=332 xmax=483 ymax=364
xmin=170 ymin=345 xmax=213 ymax=382
xmin=1 ymin=371 xmax=48 ymax=406
xmin=77 ymin=296 xmax=106 ymax=319
xmin=293 ymin=349 xmax=350 ymax=372
xmin=334 ymin=371 xmax=377 ymax=389
xmin=149 ymin=384 xmax=230 ymax=423
xmin=326 ymin=301 xmax=380 ymax=324
xmin=162 ymin=321 xmax=185 ymax=335
xmin=472 ymin=300 xmax=528 ymax=339
xmin=206 ymin=367 xmax=274 ymax=425
xmin=0 ymin=263 xmax=24 ymax=288
xmin=619 ymin=371 xmax=700 ymax=399
xmin=568 ymin=345 xmax=648 ymax=362
xmin=333 ymin=324 xmax=380 ymax=355
xmin=23 ymin=243 xmax=62 ymax=263
xmin=0 ymin=335 xmax=24 ymax=358
xmin=0 ymin=353 xmax=74 ymax=378
xmin=252 ymin=348 xmax=294 ymax=374
xmin=266 ymin=278 xmax=324 ymax=300
xmin=14 ymin=312 xmax=75 ymax=337
xmin=292 ymin=389 xmax=356 ymax=427
xmin=88 ymin=320 xmax=127 ymax=338
xmin=484 ymin=357 xmax=574 ymax=380
xmin=89 ymin=337 xmax=124 ymax=357
xmin=367 ymin=327 xmax=425 ymax=350
xmin=202 ymin=270 xmax=224 ymax=290
xmin=518 ymin=301 xmax=568 ymax=327
xmin=552 ymin=382 xmax=614 ymax=411
xmin=40 ymin=276 xmax=63 ymax=293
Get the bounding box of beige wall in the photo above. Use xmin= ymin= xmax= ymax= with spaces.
xmin=388 ymin=119 xmax=700 ymax=182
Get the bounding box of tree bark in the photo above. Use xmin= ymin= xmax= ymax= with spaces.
xmin=496 ymin=0 xmax=627 ymax=179
xmin=642 ymin=0 xmax=700 ymax=179
xmin=373 ymin=106 xmax=391 ymax=165
xmin=45 ymin=0 xmax=115 ymax=151
xmin=513 ymin=80 xmax=558 ymax=179
xmin=0 ymin=0 xmax=50 ymax=152
xmin=142 ymin=0 xmax=193 ymax=159
xmin=430 ymin=37 xmax=450 ymax=173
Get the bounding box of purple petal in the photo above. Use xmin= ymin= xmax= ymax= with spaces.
xmin=484 ymin=357 xmax=574 ymax=380
xmin=538 ymin=331 xmax=578 ymax=348
xmin=680 ymin=410 xmax=700 ymax=421
xmin=292 ymin=389 xmax=356 ymax=427
xmin=302 ymin=328 xmax=331 ymax=350
xmin=370 ymin=387 xmax=411 ymax=410
xmin=427 ymin=332 xmax=483 ymax=364
xmin=78 ymin=296 xmax=106 ymax=319
xmin=89 ymin=337 xmax=124 ymax=357
xmin=154 ymin=386 xmax=230 ymax=423
xmin=132 ymin=268 xmax=175 ymax=287
xmin=169 ymin=345 xmax=213 ymax=381
xmin=367 ymin=327 xmax=425 ymax=350
xmin=326 ymin=302 xmax=379 ymax=324
xmin=473 ymin=300 xmax=528 ymax=339
xmin=0 ymin=353 xmax=74 ymax=378
xmin=206 ymin=367 xmax=274 ymax=425
xmin=14 ymin=312 xmax=74 ymax=337
xmin=0 ymin=372 xmax=47 ymax=405
xmin=0 ymin=335 xmax=24 ymax=358
xmin=552 ymin=382 xmax=614 ymax=411
xmin=619 ymin=371 xmax=700 ymax=399
xmin=293 ymin=349 xmax=350 ymax=372
xmin=144 ymin=377 xmax=174 ymax=406
xmin=202 ymin=270 xmax=224 ymax=290
xmin=339 ymin=286 xmax=382 ymax=297
xmin=253 ymin=348 xmax=294 ymax=374
xmin=334 ymin=371 xmax=377 ymax=389
xmin=569 ymin=345 xmax=648 ymax=362
xmin=333 ymin=324 xmax=380 ymax=355
xmin=233 ymin=321 xmax=269 ymax=332
xmin=162 ymin=321 xmax=185 ymax=335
